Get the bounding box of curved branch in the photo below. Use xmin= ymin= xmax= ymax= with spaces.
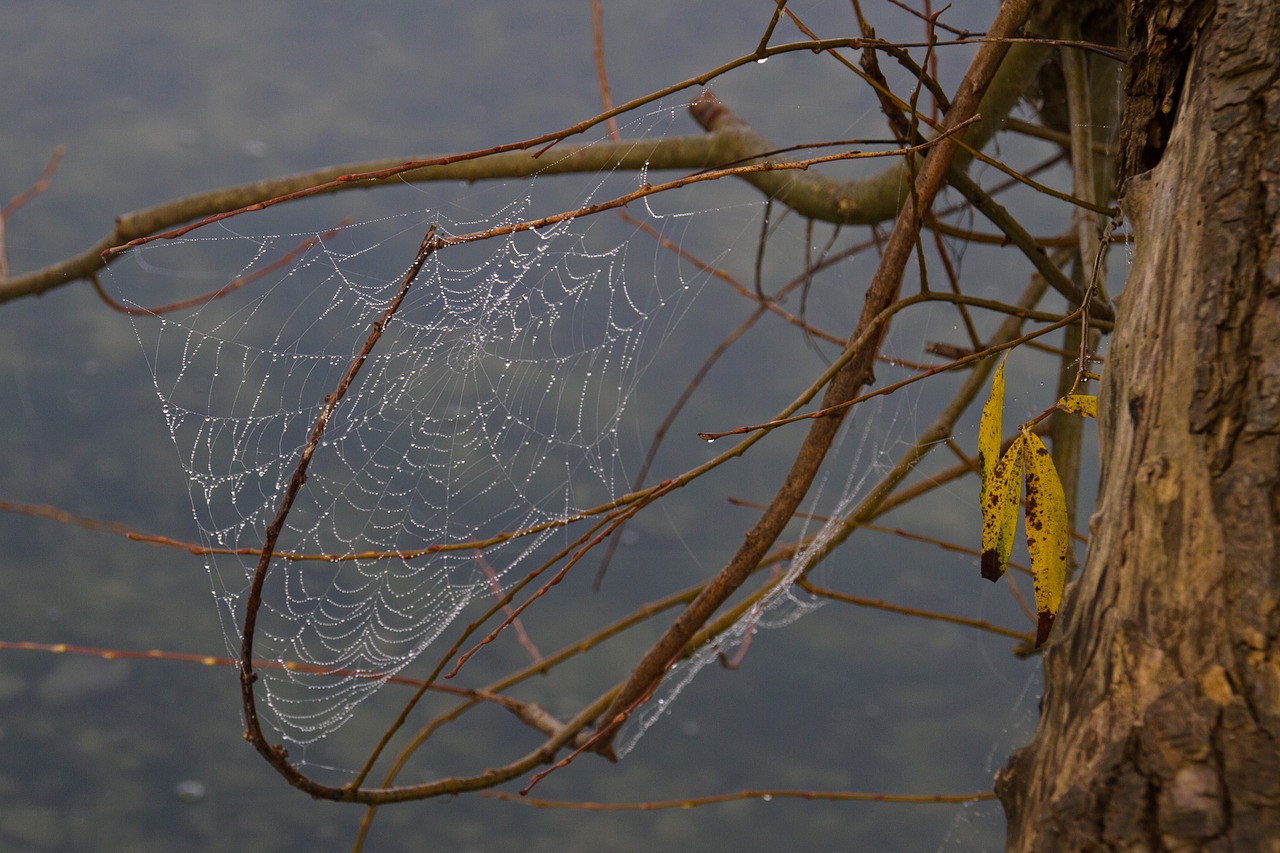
xmin=689 ymin=93 xmax=1115 ymax=322
xmin=591 ymin=0 xmax=1035 ymax=757
xmin=1 ymin=28 xmax=1063 ymax=307
xmin=684 ymin=32 xmax=1053 ymax=224
xmin=0 ymin=137 xmax=722 ymax=305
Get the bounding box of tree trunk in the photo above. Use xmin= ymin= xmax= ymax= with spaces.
xmin=997 ymin=0 xmax=1280 ymax=849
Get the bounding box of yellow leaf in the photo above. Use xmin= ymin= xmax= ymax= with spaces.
xmin=980 ymin=434 xmax=1024 ymax=582
xmin=1021 ymin=429 xmax=1069 ymax=647
xmin=1056 ymin=394 xmax=1098 ymax=418
xmin=977 ymin=353 xmax=1010 ymax=507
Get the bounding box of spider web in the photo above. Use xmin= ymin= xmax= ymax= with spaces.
xmin=107 ymin=104 xmax=746 ymax=745
xmin=614 ymin=394 xmax=895 ymax=758
xmin=104 ymin=90 xmax=995 ymax=759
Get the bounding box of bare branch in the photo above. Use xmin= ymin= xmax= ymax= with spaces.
xmin=591 ymin=0 xmax=1036 ymax=756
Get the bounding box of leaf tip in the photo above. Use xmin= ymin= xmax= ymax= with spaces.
xmin=980 ymin=550 xmax=1004 ymax=582
xmin=1035 ymin=612 xmax=1055 ymax=647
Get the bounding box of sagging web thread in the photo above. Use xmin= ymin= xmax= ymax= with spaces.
xmin=112 ymin=111 xmax=738 ymax=744
xmin=615 ymin=396 xmax=894 ymax=758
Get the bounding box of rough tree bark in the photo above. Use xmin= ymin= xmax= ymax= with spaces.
xmin=997 ymin=0 xmax=1280 ymax=849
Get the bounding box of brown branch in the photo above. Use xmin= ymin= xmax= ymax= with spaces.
xmin=591 ymin=0 xmax=1035 ymax=756
xmin=944 ymin=168 xmax=1114 ymax=321
xmin=0 ymin=640 xmax=568 ymax=732
xmin=2 ymin=145 xmax=65 ymax=219
xmin=689 ymin=92 xmax=1114 ymax=322
xmin=239 ymin=226 xmax=440 ymax=799
xmin=697 ymin=302 xmax=1079 ymax=441
xmin=0 ymin=146 xmax=67 ymax=282
xmin=755 ymin=0 xmax=790 ymax=55
xmin=797 ymin=580 xmax=1035 ymax=643
xmin=475 ymin=553 xmax=543 ymax=665
xmin=446 ymin=509 xmax=641 ymax=678
xmin=90 ymin=221 xmax=349 ymax=315
xmin=0 ymin=137 xmax=720 ymax=305
xmin=0 ymin=495 xmax=640 ymax=565
xmin=589 ymin=0 xmax=619 ymax=141
xmin=2 ymin=31 xmax=1064 ymax=307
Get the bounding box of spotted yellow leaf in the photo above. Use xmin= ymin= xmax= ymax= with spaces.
xmin=977 ymin=353 xmax=1010 ymax=508
xmin=1021 ymin=429 xmax=1069 ymax=647
xmin=1056 ymin=394 xmax=1098 ymax=418
xmin=980 ymin=434 xmax=1024 ymax=582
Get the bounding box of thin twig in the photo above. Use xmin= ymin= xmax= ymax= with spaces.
xmin=2 ymin=145 xmax=66 ymax=219
xmin=591 ymin=0 xmax=1034 ymax=756
xmin=90 ymin=221 xmax=348 ymax=315
xmin=798 ymin=580 xmax=1034 ymax=642
xmin=476 ymin=553 xmax=543 ymax=665
xmin=1 ymin=146 xmax=67 ymax=282
xmin=697 ymin=305 xmax=1078 ymax=441
xmin=239 ymin=226 xmax=440 ymax=799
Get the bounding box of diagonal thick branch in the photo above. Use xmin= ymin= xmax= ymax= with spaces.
xmin=590 ymin=0 xmax=1035 ymax=757
xmin=238 ymin=227 xmax=440 ymax=799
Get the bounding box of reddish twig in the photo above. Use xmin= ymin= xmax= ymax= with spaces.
xmin=592 ymin=0 xmax=1035 ymax=756
xmin=239 ymin=225 xmax=440 ymax=799
xmin=475 ymin=552 xmax=543 ymax=665
xmin=797 ymin=579 xmax=1034 ymax=643
xmin=590 ymin=0 xmax=619 ymax=142
xmin=0 ymin=496 xmax=623 ymax=565
xmin=1 ymin=146 xmax=67 ymax=282
xmin=697 ymin=305 xmax=1079 ymax=441
xmin=2 ymin=145 xmax=65 ymax=219
xmin=91 ymin=220 xmax=349 ymax=315
xmin=100 ymin=39 xmax=982 ymax=259
xmin=0 ymin=640 xmax=569 ymax=733
xmin=447 ymin=506 xmax=642 ymax=678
